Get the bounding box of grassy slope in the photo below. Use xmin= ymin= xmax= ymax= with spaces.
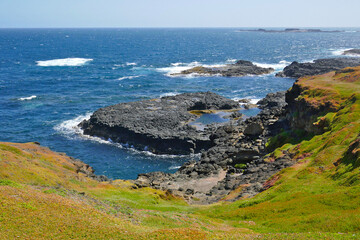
xmin=1 ymin=67 xmax=360 ymax=239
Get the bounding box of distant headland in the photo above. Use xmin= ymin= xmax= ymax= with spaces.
xmin=236 ymin=28 xmax=350 ymax=33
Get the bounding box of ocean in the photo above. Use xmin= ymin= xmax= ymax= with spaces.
xmin=1 ymin=28 xmax=360 ymax=179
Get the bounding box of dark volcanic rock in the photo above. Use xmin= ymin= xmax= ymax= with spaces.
xmin=79 ymin=92 xmax=240 ymax=155
xmin=173 ymin=60 xmax=274 ymax=77
xmin=133 ymin=91 xmax=292 ymax=204
xmin=342 ymin=49 xmax=360 ymax=56
xmin=276 ymin=58 xmax=360 ymax=78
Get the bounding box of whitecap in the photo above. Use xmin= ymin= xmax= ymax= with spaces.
xmin=117 ymin=75 xmax=142 ymax=81
xmin=36 ymin=58 xmax=93 ymax=67
xmin=18 ymin=95 xmax=37 ymax=101
xmin=126 ymin=62 xmax=137 ymax=66
xmin=253 ymin=60 xmax=291 ymax=72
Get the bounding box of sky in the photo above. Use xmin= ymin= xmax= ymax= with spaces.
xmin=1 ymin=0 xmax=360 ymax=28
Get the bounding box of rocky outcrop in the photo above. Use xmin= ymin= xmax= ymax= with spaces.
xmin=79 ymin=92 xmax=240 ymax=155
xmin=342 ymin=49 xmax=360 ymax=56
xmin=276 ymin=58 xmax=360 ymax=78
xmin=173 ymin=60 xmax=274 ymax=77
xmin=133 ymin=91 xmax=292 ymax=204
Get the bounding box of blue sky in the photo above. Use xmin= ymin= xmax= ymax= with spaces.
xmin=1 ymin=0 xmax=359 ymax=28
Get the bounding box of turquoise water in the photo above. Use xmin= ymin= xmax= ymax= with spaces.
xmin=1 ymin=28 xmax=360 ymax=179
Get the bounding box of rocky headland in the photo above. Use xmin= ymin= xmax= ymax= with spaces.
xmin=276 ymin=58 xmax=360 ymax=78
xmin=79 ymin=92 xmax=240 ymax=155
xmin=172 ymin=60 xmax=274 ymax=77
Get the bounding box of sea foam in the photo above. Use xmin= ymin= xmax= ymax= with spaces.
xmin=331 ymin=48 xmax=353 ymax=56
xmin=159 ymin=92 xmax=179 ymax=98
xmin=18 ymin=95 xmax=37 ymax=101
xmin=253 ymin=60 xmax=291 ymax=72
xmin=36 ymin=58 xmax=93 ymax=67
xmin=117 ymin=75 xmax=142 ymax=81
xmin=232 ymin=97 xmax=261 ymax=105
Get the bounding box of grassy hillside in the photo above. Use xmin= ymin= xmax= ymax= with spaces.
xmin=1 ymin=67 xmax=360 ymax=239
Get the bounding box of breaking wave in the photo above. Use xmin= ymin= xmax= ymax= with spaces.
xmin=18 ymin=95 xmax=37 ymax=101
xmin=36 ymin=58 xmax=93 ymax=67
xmin=331 ymin=48 xmax=353 ymax=56
xmin=117 ymin=75 xmax=142 ymax=80
xmin=253 ymin=60 xmax=291 ymax=72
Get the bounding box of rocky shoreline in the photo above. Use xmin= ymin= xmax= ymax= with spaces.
xmin=78 ymin=56 xmax=360 ymax=204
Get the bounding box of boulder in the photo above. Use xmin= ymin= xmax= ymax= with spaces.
xmin=244 ymin=122 xmax=264 ymax=136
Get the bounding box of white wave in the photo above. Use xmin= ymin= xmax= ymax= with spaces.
xmin=54 ymin=112 xmax=92 ymax=136
xmin=250 ymin=98 xmax=261 ymax=104
xmin=169 ymin=166 xmax=181 ymax=170
xmin=126 ymin=62 xmax=137 ymax=66
xmin=232 ymin=97 xmax=261 ymax=105
xmin=54 ymin=113 xmax=199 ymax=159
xmin=160 ymin=92 xmax=179 ymax=98
xmin=156 ymin=61 xmax=201 ymax=76
xmin=117 ymin=75 xmax=142 ymax=81
xmin=36 ymin=58 xmax=93 ymax=67
xmin=253 ymin=60 xmax=290 ymax=72
xmin=226 ymin=58 xmax=237 ymax=63
xmin=156 ymin=61 xmax=228 ymax=77
xmin=18 ymin=95 xmax=37 ymax=101
xmin=331 ymin=48 xmax=353 ymax=56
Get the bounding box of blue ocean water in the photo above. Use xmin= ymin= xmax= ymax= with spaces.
xmin=1 ymin=28 xmax=360 ymax=179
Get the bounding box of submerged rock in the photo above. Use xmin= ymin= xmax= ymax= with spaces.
xmin=172 ymin=60 xmax=274 ymax=77
xmin=276 ymin=58 xmax=360 ymax=78
xmin=79 ymin=92 xmax=240 ymax=155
